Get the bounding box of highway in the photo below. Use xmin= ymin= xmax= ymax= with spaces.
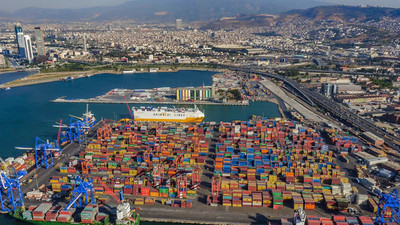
xmin=226 ymin=65 xmax=400 ymax=151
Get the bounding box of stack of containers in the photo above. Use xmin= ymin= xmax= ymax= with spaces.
xmin=45 ymin=206 xmax=60 ymax=222
xmin=80 ymin=204 xmax=98 ymax=224
xmin=211 ymin=119 xmax=351 ymax=211
xmin=320 ymin=217 xmax=334 ymax=225
xmin=134 ymin=198 xmax=144 ymax=205
xmin=232 ymin=190 xmax=242 ymax=207
xmin=345 ymin=217 xmax=358 ymax=225
xmin=324 ymin=194 xmax=337 ymax=210
xmin=252 ymin=192 xmax=262 ymax=207
xmin=145 ymin=197 xmax=155 ymax=205
xmin=57 ymin=208 xmax=75 ymax=222
xmin=307 ymin=215 xmax=320 ymax=225
xmin=303 ymin=193 xmax=315 ymax=210
xmin=332 ymin=215 xmax=347 ymax=225
xmin=242 ymin=192 xmax=252 ymax=207
xmin=357 ymin=216 xmax=374 ymax=225
xmin=222 ymin=191 xmax=232 ymax=206
xmin=67 ymin=122 xmax=211 ymax=203
xmin=272 ymin=190 xmax=283 ymax=209
xmin=96 ymin=213 xmax=109 ymax=223
xmin=341 ymin=179 xmax=352 ymax=196
xmin=22 ymin=205 xmax=37 ymax=220
xmin=262 ymin=192 xmax=272 ymax=207
xmin=32 ymin=202 xmax=52 ymax=221
xmin=292 ymin=193 xmax=303 ymax=210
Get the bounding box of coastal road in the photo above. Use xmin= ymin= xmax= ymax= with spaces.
xmin=226 ymin=65 xmax=400 ymax=151
xmin=259 ymin=79 xmax=327 ymax=123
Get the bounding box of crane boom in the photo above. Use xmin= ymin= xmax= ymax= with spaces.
xmin=64 ymin=192 xmax=83 ymax=211
xmin=96 ymin=177 xmax=121 ymax=203
xmin=123 ymin=96 xmax=133 ymax=120
xmin=57 ymin=119 xmax=63 ymax=148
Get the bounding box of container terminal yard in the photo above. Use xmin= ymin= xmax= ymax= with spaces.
xmin=1 ymin=108 xmax=400 ymax=225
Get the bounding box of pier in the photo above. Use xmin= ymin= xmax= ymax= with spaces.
xmin=51 ymin=97 xmax=249 ymax=106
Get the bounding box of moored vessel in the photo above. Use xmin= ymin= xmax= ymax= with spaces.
xmin=132 ymin=105 xmax=204 ymax=123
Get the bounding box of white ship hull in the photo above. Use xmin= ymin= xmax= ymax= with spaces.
xmin=133 ymin=106 xmax=204 ymax=123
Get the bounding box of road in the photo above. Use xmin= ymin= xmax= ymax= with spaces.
xmin=226 ymin=65 xmax=400 ymax=151
xmin=259 ymin=79 xmax=327 ymax=122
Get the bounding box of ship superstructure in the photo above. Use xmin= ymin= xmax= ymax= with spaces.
xmin=132 ymin=106 xmax=204 ymax=123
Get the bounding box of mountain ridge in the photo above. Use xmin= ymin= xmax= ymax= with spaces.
xmin=202 ymin=5 xmax=400 ymax=29
xmin=5 ymin=0 xmax=329 ymax=22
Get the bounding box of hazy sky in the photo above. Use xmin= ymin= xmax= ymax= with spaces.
xmin=320 ymin=0 xmax=400 ymax=8
xmin=0 ymin=0 xmax=129 ymax=12
xmin=0 ymin=0 xmax=398 ymax=12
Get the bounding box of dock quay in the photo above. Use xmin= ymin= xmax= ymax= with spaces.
xmin=51 ymin=97 xmax=249 ymax=106
xmin=5 ymin=115 xmax=382 ymax=225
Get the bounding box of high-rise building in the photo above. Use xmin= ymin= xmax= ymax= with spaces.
xmin=34 ymin=27 xmax=46 ymax=56
xmin=83 ymin=34 xmax=87 ymax=52
xmin=14 ymin=23 xmax=26 ymax=58
xmin=23 ymin=35 xmax=33 ymax=63
xmin=176 ymin=19 xmax=183 ymax=30
xmin=321 ymin=83 xmax=338 ymax=97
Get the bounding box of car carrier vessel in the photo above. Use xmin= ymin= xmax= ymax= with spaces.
xmin=132 ymin=105 xmax=205 ymax=123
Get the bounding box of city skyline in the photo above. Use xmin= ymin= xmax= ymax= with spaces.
xmin=0 ymin=0 xmax=398 ymax=12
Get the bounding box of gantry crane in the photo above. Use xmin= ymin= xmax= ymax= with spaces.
xmin=81 ymin=159 xmax=93 ymax=175
xmin=64 ymin=176 xmax=95 ymax=211
xmin=97 ymin=123 xmax=112 ymax=140
xmin=95 ymin=177 xmax=121 ymax=204
xmin=0 ymin=173 xmax=24 ymax=212
xmin=69 ymin=117 xmax=85 ymax=144
xmin=192 ymin=165 xmax=201 ymax=190
xmin=128 ymin=132 xmax=138 ymax=145
xmin=376 ymin=189 xmax=400 ymax=224
xmin=16 ymin=137 xmax=59 ymax=169
xmin=211 ymin=176 xmax=221 ymax=196
xmin=53 ymin=116 xmax=88 ymax=144
xmin=176 ymin=174 xmax=188 ymax=199
xmin=153 ymin=164 xmax=165 ymax=187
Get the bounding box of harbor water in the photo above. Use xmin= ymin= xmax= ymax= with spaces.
xmin=0 ymin=71 xmax=36 ymax=85
xmin=0 ymin=70 xmax=280 ymax=224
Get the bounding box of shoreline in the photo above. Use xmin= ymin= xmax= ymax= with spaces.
xmin=0 ymin=67 xmax=224 ymax=89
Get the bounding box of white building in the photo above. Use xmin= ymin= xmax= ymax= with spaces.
xmin=176 ymin=19 xmax=183 ymax=30
xmin=23 ymin=35 xmax=33 ymax=63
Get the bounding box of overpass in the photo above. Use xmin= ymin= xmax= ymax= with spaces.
xmin=224 ymin=65 xmax=400 ymax=150
xmin=226 ymin=65 xmax=315 ymax=106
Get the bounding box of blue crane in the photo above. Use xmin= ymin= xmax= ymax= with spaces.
xmin=64 ymin=176 xmax=95 ymax=211
xmin=376 ymin=189 xmax=400 ymax=224
xmin=0 ymin=173 xmax=24 ymax=212
xmin=69 ymin=117 xmax=85 ymax=144
xmin=16 ymin=137 xmax=59 ymax=169
xmin=34 ymin=137 xmax=57 ymax=169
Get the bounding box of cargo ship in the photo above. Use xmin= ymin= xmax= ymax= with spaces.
xmin=132 ymin=106 xmax=205 ymax=123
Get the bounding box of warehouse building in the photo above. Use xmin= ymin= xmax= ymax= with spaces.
xmin=361 ymin=131 xmax=384 ymax=146
xmin=380 ymin=161 xmax=400 ymax=173
xmin=353 ymin=151 xmax=388 ymax=167
xmin=176 ymin=87 xmax=212 ymax=101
